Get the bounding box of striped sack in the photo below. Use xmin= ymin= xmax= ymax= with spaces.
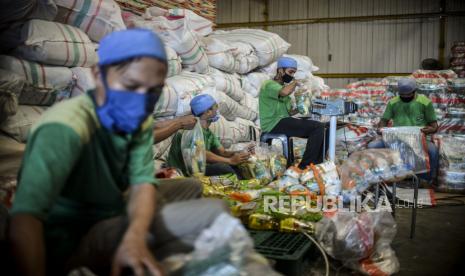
xmin=0 ymin=55 xmax=74 ymax=106
xmin=208 ymin=68 xmax=244 ymax=102
xmin=70 ymin=67 xmax=95 ymax=97
xmin=55 ymin=0 xmax=126 ymax=42
xmin=13 ymin=19 xmax=97 ymax=67
xmin=0 ymin=105 xmax=47 ymax=143
xmin=153 ymin=84 xmax=178 ymax=118
xmin=166 ymin=46 xmax=182 ymax=77
xmin=210 ymin=29 xmax=290 ymax=67
xmin=202 ymin=37 xmax=236 ymax=73
xmin=210 ymin=116 xmax=260 ymax=147
xmin=217 ymin=91 xmax=257 ymax=122
xmin=132 ymin=13 xmax=209 ymax=73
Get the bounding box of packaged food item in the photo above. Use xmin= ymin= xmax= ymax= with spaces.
xmin=284 ymin=166 xmax=302 ymax=179
xmin=229 ymin=188 xmax=271 ymax=203
xmin=280 ymin=218 xmax=315 ymax=234
xmin=238 ymin=179 xmax=263 ymax=190
xmin=294 ymin=87 xmax=311 ymax=115
xmin=181 ymin=119 xmax=206 ymax=177
xmin=270 ymin=152 xmax=287 ymax=179
xmin=284 ymin=184 xmax=311 ymax=196
xmin=248 ymin=213 xmax=279 ymax=230
xmin=231 ymin=201 xmax=258 ymax=225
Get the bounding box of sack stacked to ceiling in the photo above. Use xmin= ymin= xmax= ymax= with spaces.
xmin=54 ymin=0 xmax=127 ymax=42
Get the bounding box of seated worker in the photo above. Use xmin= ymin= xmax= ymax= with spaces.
xmin=9 ymin=29 xmax=229 ymax=276
xmin=368 ymin=78 xmax=439 ymax=182
xmin=167 ymin=94 xmax=251 ymax=178
xmin=259 ymin=57 xmax=328 ymax=170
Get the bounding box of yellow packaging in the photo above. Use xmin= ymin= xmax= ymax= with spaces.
xmin=248 ymin=213 xmax=279 ymax=230
xmin=279 ymin=218 xmax=315 ymax=234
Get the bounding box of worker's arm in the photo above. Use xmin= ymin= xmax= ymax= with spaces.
xmin=9 ymin=124 xmax=83 ymax=276
xmin=113 ymin=119 xmax=163 ymax=276
xmin=421 ymin=121 xmax=438 ymax=135
xmin=153 ymin=115 xmax=196 ymax=144
xmin=279 ymin=80 xmax=298 ymax=97
xmin=206 ymin=151 xmax=250 ymax=166
xmin=112 ymin=184 xmax=163 ymax=276
xmin=9 ymin=215 xmax=46 ymax=276
xmin=422 ymin=102 xmax=438 ymax=135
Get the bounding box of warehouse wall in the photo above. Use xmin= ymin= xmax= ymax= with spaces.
xmin=216 ymin=0 xmax=465 ymax=88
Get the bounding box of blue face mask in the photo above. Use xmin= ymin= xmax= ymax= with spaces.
xmin=208 ymin=113 xmax=220 ymax=123
xmin=96 ymin=73 xmax=161 ymax=134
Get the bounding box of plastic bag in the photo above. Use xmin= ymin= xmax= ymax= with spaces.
xmin=316 ymin=211 xmax=399 ymax=276
xmin=237 ymin=146 xmax=273 ymax=185
xmin=181 ymin=119 xmax=206 ymax=177
xmin=163 ymin=213 xmax=280 ymax=276
xmin=435 ymin=134 xmax=465 ymax=193
xmin=382 ymin=127 xmax=430 ymax=174
xmin=294 ymin=86 xmax=312 ymax=115
xmin=339 ymin=149 xmax=411 ymax=199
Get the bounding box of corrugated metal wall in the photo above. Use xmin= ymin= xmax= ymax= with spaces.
xmin=216 ymin=0 xmax=465 ymax=88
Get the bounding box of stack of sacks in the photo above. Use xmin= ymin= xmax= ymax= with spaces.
xmin=0 ymin=55 xmax=75 ymax=142
xmin=0 ymin=0 xmax=128 ymax=145
xmin=165 ymin=71 xmax=217 ymax=116
xmin=450 ymin=42 xmax=465 ymax=78
xmin=345 ymin=80 xmax=393 ymax=127
xmin=128 ymin=7 xmax=212 ymax=73
xmin=435 ymin=134 xmax=465 ymax=194
xmin=208 ymin=29 xmax=290 ymax=68
xmin=409 ymin=70 xmax=465 ymax=134
xmin=210 ymin=116 xmax=260 ymax=148
xmin=207 ymin=68 xmax=244 ymax=101
xmin=335 ymin=124 xmax=376 ymax=164
xmin=240 ymin=72 xmax=270 ymax=98
xmin=54 ymin=0 xmax=126 ymax=42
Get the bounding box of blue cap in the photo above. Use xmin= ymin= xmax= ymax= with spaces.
xmin=190 ymin=94 xmax=217 ymax=116
xmin=98 ymin=29 xmax=167 ymax=66
xmin=277 ymin=57 xmax=297 ymax=69
xmin=398 ymin=78 xmax=417 ymax=95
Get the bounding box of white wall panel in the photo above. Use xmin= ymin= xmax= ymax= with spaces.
xmin=216 ymin=0 xmax=465 ymax=88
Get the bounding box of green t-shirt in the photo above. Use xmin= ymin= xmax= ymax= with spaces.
xmin=167 ymin=127 xmax=221 ymax=175
xmin=382 ymin=94 xmax=437 ymax=127
xmin=259 ymin=80 xmax=292 ymax=132
xmin=11 ymin=92 xmax=156 ymax=259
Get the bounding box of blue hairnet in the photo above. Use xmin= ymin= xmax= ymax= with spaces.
xmin=190 ymin=94 xmax=217 ymax=116
xmin=98 ymin=29 xmax=167 ymax=66
xmin=398 ymin=78 xmax=417 ymax=95
xmin=277 ymin=57 xmax=297 ymax=69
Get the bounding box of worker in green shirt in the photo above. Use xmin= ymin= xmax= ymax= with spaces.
xmin=259 ymin=57 xmax=328 ymax=169
xmin=8 ymin=29 xmax=228 ymax=276
xmin=167 ymin=94 xmax=252 ymax=178
xmin=368 ymin=78 xmax=439 ymax=181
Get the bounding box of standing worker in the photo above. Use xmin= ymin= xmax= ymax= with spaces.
xmin=259 ymin=56 xmax=328 ymax=169
xmin=8 ymin=29 xmax=229 ymax=276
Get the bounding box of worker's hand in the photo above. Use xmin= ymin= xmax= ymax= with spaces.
xmin=229 ymin=152 xmax=250 ymax=165
xmin=178 ymin=115 xmax=196 ymax=130
xmin=112 ymin=232 xmax=165 ymax=276
xmin=289 ymin=108 xmax=299 ymax=116
xmin=420 ymin=126 xmax=435 ymax=135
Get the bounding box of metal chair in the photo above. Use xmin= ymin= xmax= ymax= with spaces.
xmin=260 ymin=133 xmax=294 ymax=167
xmin=374 ymin=174 xmax=419 ymax=239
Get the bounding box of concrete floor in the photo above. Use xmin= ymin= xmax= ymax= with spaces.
xmin=304 ymin=193 xmax=465 ymax=276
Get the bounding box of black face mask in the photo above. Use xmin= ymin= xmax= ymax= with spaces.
xmin=400 ymin=96 xmax=415 ymax=103
xmin=282 ymin=73 xmax=294 ymax=84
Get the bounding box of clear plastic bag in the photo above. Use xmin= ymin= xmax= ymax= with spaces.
xmin=163 ymin=213 xmax=280 ymax=276
xmin=339 ymin=149 xmax=411 ymax=199
xmin=181 ymin=118 xmax=206 ymax=177
xmin=316 ymin=211 xmax=399 ymax=276
xmin=382 ymin=127 xmax=430 ymax=174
